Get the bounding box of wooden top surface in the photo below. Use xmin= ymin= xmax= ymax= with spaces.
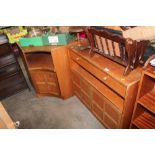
xmin=145 ymin=66 xmax=155 ymax=79
xmin=20 ymin=45 xmax=64 ymax=53
xmin=70 ymin=47 xmax=143 ymax=86
xmin=19 ymin=41 xmax=77 ymax=53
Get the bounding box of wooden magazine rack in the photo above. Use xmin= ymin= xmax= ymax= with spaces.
xmin=85 ymin=28 xmax=149 ymax=75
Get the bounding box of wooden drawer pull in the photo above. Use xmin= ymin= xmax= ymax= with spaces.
xmin=103 ymin=77 xmax=108 ymax=81
xmin=76 ymin=57 xmax=80 ymax=61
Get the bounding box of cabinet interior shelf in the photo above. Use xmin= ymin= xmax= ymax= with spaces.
xmin=133 ymin=111 xmax=155 ymax=129
xmin=138 ymin=89 xmax=155 ymax=114
xmin=26 ymin=52 xmax=54 ymax=71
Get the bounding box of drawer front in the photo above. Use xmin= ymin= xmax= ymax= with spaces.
xmin=104 ymin=114 xmax=118 ymax=129
xmin=71 ymin=70 xmax=81 ymax=86
xmin=36 ymin=84 xmax=48 ymax=94
xmin=0 ymin=63 xmax=20 ymax=79
xmin=92 ymin=103 xmax=103 ymax=122
xmin=48 ymin=83 xmax=60 ymax=96
xmin=45 ymin=72 xmax=58 ymax=83
xmin=31 ymin=70 xmax=58 ymax=84
xmin=73 ymin=82 xmax=81 ymax=99
xmin=0 ymin=81 xmax=27 ymax=100
xmin=92 ymin=88 xmax=121 ymax=128
xmin=0 ymin=73 xmax=25 ymax=90
xmin=81 ymin=91 xmax=92 ymax=110
xmin=0 ymin=43 xmax=12 ymax=56
xmin=30 ymin=70 xmax=60 ymax=96
xmin=81 ymin=78 xmax=91 ymax=95
xmin=30 ymin=70 xmax=45 ymax=83
xmin=70 ymin=51 xmax=126 ymax=97
xmin=0 ymin=53 xmax=16 ymax=67
xmin=104 ymin=97 xmax=121 ymax=124
xmin=92 ymin=89 xmax=105 ymax=110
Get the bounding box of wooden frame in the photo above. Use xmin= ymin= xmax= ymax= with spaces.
xmin=85 ymin=28 xmax=149 ymax=75
xmin=0 ymin=102 xmax=15 ymax=129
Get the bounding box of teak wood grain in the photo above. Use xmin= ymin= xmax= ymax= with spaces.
xmin=130 ymin=65 xmax=155 ymax=129
xmin=20 ymin=44 xmax=74 ymax=99
xmin=0 ymin=102 xmax=15 ymax=129
xmin=68 ymin=47 xmax=142 ymax=128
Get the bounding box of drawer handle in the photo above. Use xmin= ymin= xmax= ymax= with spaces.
xmin=76 ymin=57 xmax=80 ymax=61
xmin=103 ymin=77 xmax=108 ymax=81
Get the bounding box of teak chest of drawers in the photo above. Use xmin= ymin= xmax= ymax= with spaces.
xmin=68 ymin=47 xmax=142 ymax=128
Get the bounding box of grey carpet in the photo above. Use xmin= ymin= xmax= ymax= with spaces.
xmin=2 ymin=90 xmax=104 ymax=129
xmin=1 ymin=56 xmax=104 ymax=129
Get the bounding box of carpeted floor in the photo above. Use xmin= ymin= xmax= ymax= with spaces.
xmin=1 ymin=56 xmax=104 ymax=129
xmin=2 ymin=89 xmax=104 ymax=129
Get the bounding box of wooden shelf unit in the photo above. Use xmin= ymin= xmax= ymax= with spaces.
xmin=22 ymin=50 xmax=60 ymax=97
xmin=131 ymin=66 xmax=155 ymax=129
xmin=133 ymin=111 xmax=155 ymax=129
xmin=25 ymin=52 xmax=55 ymax=71
xmin=20 ymin=44 xmax=74 ymax=99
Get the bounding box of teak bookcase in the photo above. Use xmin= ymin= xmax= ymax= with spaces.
xmin=131 ymin=66 xmax=155 ymax=129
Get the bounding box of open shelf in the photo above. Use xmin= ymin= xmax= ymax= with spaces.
xmin=133 ymin=111 xmax=155 ymax=129
xmin=131 ymin=65 xmax=155 ymax=129
xmin=138 ymin=89 xmax=155 ymax=114
xmin=25 ymin=52 xmax=54 ymax=71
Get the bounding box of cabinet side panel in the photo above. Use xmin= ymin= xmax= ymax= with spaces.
xmin=52 ymin=47 xmax=73 ymax=99
xmin=120 ymin=81 xmax=139 ymax=128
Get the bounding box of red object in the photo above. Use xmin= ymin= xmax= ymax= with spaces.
xmin=79 ymin=31 xmax=87 ymax=39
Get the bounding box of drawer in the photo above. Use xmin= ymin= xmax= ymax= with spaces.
xmin=0 ymin=53 xmax=16 ymax=68
xmin=45 ymin=72 xmax=57 ymax=83
xmin=81 ymin=91 xmax=92 ymax=110
xmin=31 ymin=70 xmax=57 ymax=84
xmin=35 ymin=84 xmax=48 ymax=94
xmin=70 ymin=51 xmax=126 ymax=97
xmin=92 ymin=89 xmax=105 ymax=110
xmin=0 ymin=63 xmax=20 ymax=79
xmin=0 ymin=81 xmax=27 ymax=100
xmin=73 ymin=82 xmax=81 ymax=99
xmin=0 ymin=73 xmax=25 ymax=90
xmin=31 ymin=70 xmax=45 ymax=82
xmin=104 ymin=97 xmax=121 ymax=124
xmin=48 ymin=83 xmax=60 ymax=96
xmin=92 ymin=102 xmax=103 ymax=122
xmin=71 ymin=70 xmax=81 ymax=86
xmin=0 ymin=43 xmax=12 ymax=56
xmin=104 ymin=114 xmax=118 ymax=129
xmin=81 ymin=78 xmax=91 ymax=95
xmin=31 ymin=70 xmax=60 ymax=96
xmin=72 ymin=62 xmax=124 ymax=112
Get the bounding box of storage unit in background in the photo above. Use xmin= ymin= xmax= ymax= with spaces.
xmin=42 ymin=33 xmax=74 ymax=45
xmin=19 ymin=36 xmax=44 ymax=47
xmin=130 ymin=66 xmax=155 ymax=129
xmin=19 ymin=33 xmax=75 ymax=47
xmin=0 ymin=27 xmax=27 ymax=44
